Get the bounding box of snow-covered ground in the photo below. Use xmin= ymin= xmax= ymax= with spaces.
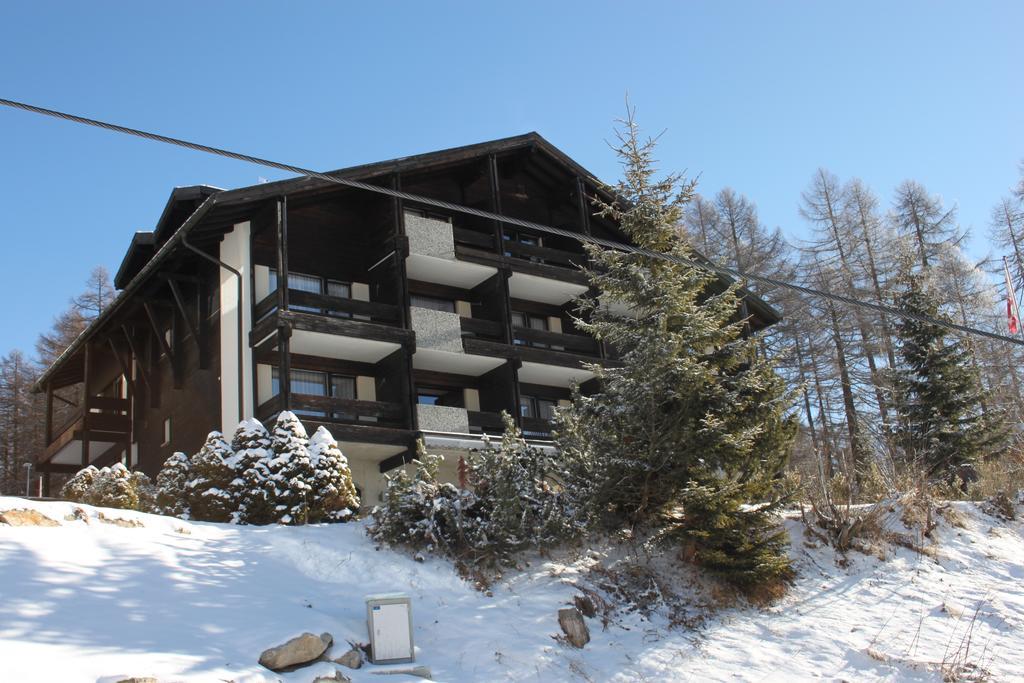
xmin=0 ymin=496 xmax=1020 ymax=682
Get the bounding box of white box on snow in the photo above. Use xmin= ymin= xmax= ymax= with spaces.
xmin=365 ymin=593 xmax=414 ymax=664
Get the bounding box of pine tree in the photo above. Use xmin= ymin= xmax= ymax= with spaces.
xmin=155 ymin=451 xmax=191 ymax=517
xmin=556 ymin=109 xmax=797 ymax=591
xmin=891 ymin=275 xmax=1007 ymax=486
xmin=308 ymin=426 xmax=359 ymax=522
xmin=268 ymin=411 xmax=316 ymax=524
xmin=187 ymin=432 xmax=236 ymax=522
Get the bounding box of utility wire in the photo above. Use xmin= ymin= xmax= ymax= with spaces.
xmin=2 ymin=96 xmax=1021 ymax=347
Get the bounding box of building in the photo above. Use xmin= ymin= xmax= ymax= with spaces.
xmin=33 ymin=133 xmax=778 ymax=502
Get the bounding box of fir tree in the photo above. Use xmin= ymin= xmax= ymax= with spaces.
xmin=308 ymin=426 xmax=359 ymax=522
xmin=891 ymin=275 xmax=1007 ymax=486
xmin=155 ymin=451 xmax=191 ymax=517
xmin=556 ymin=109 xmax=797 ymax=591
xmin=230 ymin=419 xmax=275 ymax=524
xmin=268 ymin=411 xmax=316 ymax=525
xmin=187 ymin=432 xmax=236 ymax=522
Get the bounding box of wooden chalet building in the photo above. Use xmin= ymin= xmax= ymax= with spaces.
xmin=33 ymin=133 xmax=779 ymax=503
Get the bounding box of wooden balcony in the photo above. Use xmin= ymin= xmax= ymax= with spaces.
xmin=254 ymin=289 xmax=402 ymax=326
xmin=41 ymin=396 xmax=131 ymax=468
xmin=257 ymin=392 xmax=407 ymax=428
xmin=511 ymin=326 xmax=599 ymax=355
xmin=467 ymin=410 xmax=506 ymax=434
xmin=452 ymin=226 xmax=589 ymax=283
xmin=519 ymin=416 xmax=554 ymax=439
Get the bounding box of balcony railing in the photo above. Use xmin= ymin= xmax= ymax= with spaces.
xmin=254 ymin=289 xmax=401 ymax=326
xmin=459 ymin=316 xmax=504 ymax=342
xmin=520 ymin=416 xmax=554 ymax=439
xmin=257 ymin=392 xmax=406 ymax=427
xmin=452 ymin=226 xmax=585 ymax=270
xmin=512 ymin=326 xmax=600 ymax=355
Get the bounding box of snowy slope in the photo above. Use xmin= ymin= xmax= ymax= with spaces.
xmin=0 ymin=496 xmax=1021 ymax=682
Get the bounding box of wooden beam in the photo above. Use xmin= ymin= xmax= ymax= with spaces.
xmin=81 ymin=343 xmax=91 ymax=467
xmin=143 ymin=301 xmax=175 ymax=360
xmin=44 ymin=382 xmax=53 ymax=445
xmin=106 ymin=337 xmax=136 ymax=395
xmin=167 ymin=278 xmax=200 ymax=351
xmin=120 ymin=325 xmax=151 ymax=389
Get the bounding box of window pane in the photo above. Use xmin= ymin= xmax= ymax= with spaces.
xmin=530 ymin=315 xmax=548 ymax=331
xmin=511 ymin=312 xmax=526 ymax=328
xmin=537 ymin=399 xmax=557 ymax=420
xmin=411 ymin=295 xmax=455 ymax=313
xmin=330 ymin=375 xmax=355 ymax=399
xmin=519 ymin=396 xmax=535 ymax=418
xmin=291 ymin=369 xmax=326 ymax=396
xmin=327 ymin=281 xmax=351 ymax=298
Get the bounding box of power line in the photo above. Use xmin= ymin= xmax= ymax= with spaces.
xmin=2 ymin=96 xmax=1021 ymax=347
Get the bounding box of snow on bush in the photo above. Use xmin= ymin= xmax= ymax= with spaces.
xmin=63 ymin=413 xmax=359 ymax=526
xmin=369 ymin=413 xmax=580 ymax=578
xmin=60 ymin=463 xmax=156 ymax=512
xmin=309 ymin=426 xmax=359 ymax=522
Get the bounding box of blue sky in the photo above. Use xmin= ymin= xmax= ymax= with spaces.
xmin=1 ymin=1 xmax=1021 ymax=357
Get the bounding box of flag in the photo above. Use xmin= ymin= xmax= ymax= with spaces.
xmin=1004 ymin=257 xmax=1021 ymax=335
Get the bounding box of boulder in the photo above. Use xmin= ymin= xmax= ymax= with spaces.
xmin=258 ymin=632 xmax=331 ymax=671
xmin=312 ymin=671 xmax=351 ymax=683
xmin=558 ymin=607 xmax=590 ymax=648
xmin=333 ymin=645 xmax=363 ymax=669
xmin=0 ymin=509 xmax=59 ymax=527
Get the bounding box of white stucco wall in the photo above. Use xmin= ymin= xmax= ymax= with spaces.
xmin=219 ymin=221 xmax=254 ymax=436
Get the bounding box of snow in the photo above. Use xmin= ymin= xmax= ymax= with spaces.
xmin=0 ymin=496 xmax=1021 ymax=682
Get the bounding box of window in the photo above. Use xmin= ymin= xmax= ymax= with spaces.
xmin=519 ymin=395 xmax=557 ymax=421
xmin=272 ymin=367 xmax=359 ymax=421
xmin=161 ymin=418 xmax=172 ymax=447
xmin=411 ymin=294 xmax=456 ymax=313
xmin=330 ymin=375 xmax=356 ymax=421
xmin=269 ymin=271 xmax=352 ymax=317
xmin=503 ymin=229 xmax=544 ymax=262
xmin=405 ymin=207 xmax=451 ymax=222
xmin=511 ymin=311 xmax=550 ymax=349
xmin=417 ymin=386 xmax=462 ymax=408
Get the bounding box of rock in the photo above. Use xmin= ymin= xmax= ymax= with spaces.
xmin=115 ymin=678 xmax=158 ymax=683
xmin=333 ymin=645 xmax=363 ymax=669
xmin=320 ymin=632 xmax=333 ymax=649
xmin=369 ymin=666 xmax=432 ymax=679
xmin=258 ymin=632 xmax=330 ymax=671
xmin=558 ymin=607 xmax=590 ymax=648
xmin=312 ymin=670 xmax=351 ymax=683
xmin=0 ymin=509 xmax=59 ymax=527
xmin=97 ymin=512 xmax=143 ymax=528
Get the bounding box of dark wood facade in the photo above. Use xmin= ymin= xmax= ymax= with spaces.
xmin=34 ymin=133 xmax=779 ymax=498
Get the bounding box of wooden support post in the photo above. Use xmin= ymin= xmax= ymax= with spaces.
xmin=277 ymin=324 xmax=291 ymax=410
xmin=81 ymin=342 xmax=92 ymax=467
xmin=575 ymin=176 xmax=592 ymax=236
xmin=392 ymin=173 xmax=410 ymax=329
xmin=42 ymin=470 xmax=51 ymax=497
xmin=488 ymin=154 xmax=503 ymax=252
xmin=276 ymin=196 xmax=289 ymax=312
xmin=197 ymin=281 xmax=210 ymax=370
xmin=143 ymin=302 xmax=175 ymax=360
xmin=44 ymin=382 xmax=53 ymax=446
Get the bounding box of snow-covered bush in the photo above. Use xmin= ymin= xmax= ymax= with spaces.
xmin=149 ymin=413 xmax=359 ymax=525
xmin=231 ymin=418 xmax=277 ymax=525
xmin=186 ymin=432 xmax=236 ymax=523
xmin=155 ymin=452 xmax=191 ymax=516
xmin=268 ymin=412 xmax=316 ymax=524
xmin=369 ymin=414 xmax=580 ymax=575
xmin=309 ymin=426 xmax=359 ymax=521
xmin=60 ymin=463 xmax=156 ymax=512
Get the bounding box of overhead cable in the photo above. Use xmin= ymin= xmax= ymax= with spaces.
xmin=2 ymin=96 xmax=1020 ymax=346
